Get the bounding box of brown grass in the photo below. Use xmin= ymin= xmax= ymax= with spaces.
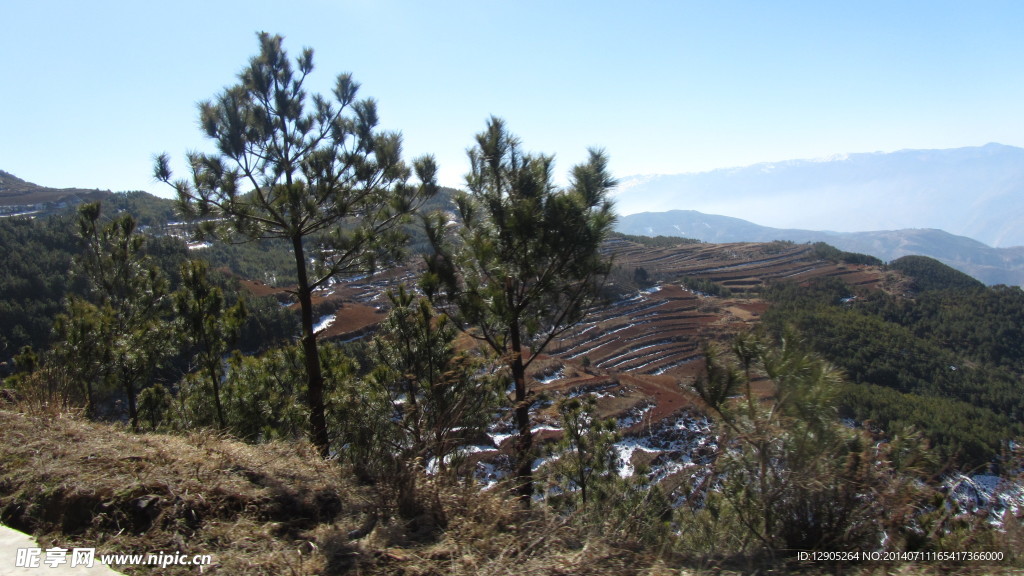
xmin=0 ymin=406 xmax=668 ymax=575
xmin=0 ymin=408 xmax=369 ymax=574
xmin=0 ymin=406 xmax=691 ymax=575
xmin=2 ymin=406 xmax=1019 ymax=576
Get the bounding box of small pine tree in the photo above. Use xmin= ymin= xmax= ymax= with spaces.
xmin=333 ymin=287 xmax=498 ymax=517
xmin=137 ymin=383 xmax=171 ymax=431
xmin=549 ymin=395 xmax=620 ymax=509
xmin=423 ymin=117 xmax=616 ymax=503
xmin=56 ymin=203 xmax=175 ymax=430
xmin=174 ymin=260 xmax=246 ymax=430
xmin=692 ymin=331 xmax=932 ymax=557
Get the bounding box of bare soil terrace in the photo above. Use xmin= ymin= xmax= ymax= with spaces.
xmin=443 ymin=239 xmax=889 ymax=489
xmin=236 ymin=238 xmax=891 ymax=450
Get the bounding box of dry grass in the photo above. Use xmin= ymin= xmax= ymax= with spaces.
xmin=0 ymin=405 xmax=676 ymax=575
xmin=0 ymin=408 xmax=369 ymax=574
xmin=2 ymin=406 xmax=1020 ymax=575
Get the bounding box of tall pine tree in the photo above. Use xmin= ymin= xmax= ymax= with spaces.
xmin=423 ymin=117 xmax=616 ymax=502
xmin=156 ymin=33 xmax=437 ymax=456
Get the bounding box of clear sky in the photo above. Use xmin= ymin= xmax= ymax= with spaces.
xmin=4 ymin=1 xmax=1024 ymax=199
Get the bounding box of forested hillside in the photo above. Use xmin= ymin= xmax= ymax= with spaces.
xmin=762 ymin=256 xmax=1024 ymax=468
xmin=0 ymin=196 xmax=300 ymax=369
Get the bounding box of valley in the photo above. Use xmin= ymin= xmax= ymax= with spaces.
xmin=281 ymin=237 xmax=897 ymax=500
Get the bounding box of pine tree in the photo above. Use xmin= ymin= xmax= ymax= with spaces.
xmin=550 ymin=395 xmax=620 ymax=508
xmin=174 ymin=260 xmax=246 ymax=430
xmin=156 ymin=32 xmax=438 ymax=456
xmin=690 ymin=331 xmax=912 ymax=555
xmin=58 ymin=203 xmax=174 ymax=430
xmin=336 ymin=287 xmax=499 ymax=517
xmin=423 ymin=117 xmax=616 ymax=503
xmin=52 ymin=297 xmax=110 ymax=417
xmin=370 ymin=287 xmax=497 ymax=473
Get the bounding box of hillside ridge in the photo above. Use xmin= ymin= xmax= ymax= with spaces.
xmin=616 ymin=209 xmax=1024 ymax=286
xmin=0 ymin=170 xmax=111 ymax=209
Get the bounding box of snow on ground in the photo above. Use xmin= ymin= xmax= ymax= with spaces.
xmin=945 ymin=473 xmax=1024 ymax=527
xmin=489 ymin=432 xmax=514 ymax=447
xmin=614 ymin=412 xmax=716 ymax=482
xmin=472 ymin=408 xmax=718 ymax=495
xmin=567 ymin=380 xmax=620 ymax=399
xmin=537 ymin=368 xmax=564 ymax=384
xmin=312 ymin=314 xmax=335 ymax=334
xmin=616 ymin=402 xmax=655 ymax=428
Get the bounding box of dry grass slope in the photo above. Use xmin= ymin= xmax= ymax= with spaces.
xmin=3 ymin=408 xmax=1019 ymax=575
xmin=0 ymin=408 xmax=692 ymax=575
xmin=0 ymin=408 xmax=370 ymax=574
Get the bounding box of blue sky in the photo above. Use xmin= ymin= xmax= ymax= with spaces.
xmin=4 ymin=1 xmax=1024 ymax=198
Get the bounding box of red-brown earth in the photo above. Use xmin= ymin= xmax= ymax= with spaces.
xmin=240 ymin=239 xmax=893 ymax=496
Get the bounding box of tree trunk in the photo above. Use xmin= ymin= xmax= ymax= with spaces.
xmin=509 ymin=319 xmax=533 ymax=506
xmin=209 ymin=360 xmax=225 ymax=430
xmin=84 ymin=379 xmax=94 ymax=420
xmin=292 ymin=235 xmax=330 ymax=458
xmin=126 ymin=378 xmax=138 ymax=432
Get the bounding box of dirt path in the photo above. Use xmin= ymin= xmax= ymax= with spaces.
xmin=0 ymin=525 xmax=123 ymax=575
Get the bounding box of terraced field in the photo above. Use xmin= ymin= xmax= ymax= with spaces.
xmin=242 ymin=238 xmax=890 ymax=493
xmin=605 ymin=237 xmax=884 ymax=290
xmin=245 ymin=237 xmax=889 ymax=410
xmin=246 ymin=239 xmax=886 ymax=361
xmin=510 ymin=239 xmax=888 ymax=490
xmin=544 ymin=239 xmax=885 ymax=382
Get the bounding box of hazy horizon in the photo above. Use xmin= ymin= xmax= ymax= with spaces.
xmin=4 ymin=1 xmax=1024 ymax=202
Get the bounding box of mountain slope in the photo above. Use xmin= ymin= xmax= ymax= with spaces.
xmin=612 ymin=143 xmax=1024 ymax=248
xmin=616 ymin=209 xmax=1024 ymax=286
xmin=0 ymin=170 xmax=111 ymax=208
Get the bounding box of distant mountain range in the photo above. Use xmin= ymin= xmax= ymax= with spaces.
xmin=612 ymin=143 xmax=1024 ymax=249
xmin=616 ymin=210 xmax=1024 ymax=286
xmin=5 ymin=162 xmax=1022 ymax=285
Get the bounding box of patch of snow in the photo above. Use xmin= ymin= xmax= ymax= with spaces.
xmin=489 ymin=432 xmax=515 ymax=447
xmin=614 ymin=438 xmax=662 ymax=477
xmin=568 ymin=381 xmax=619 ymax=399
xmin=617 ymin=402 xmax=655 ymax=428
xmin=944 ymin=473 xmax=1024 ymax=527
xmin=476 ymin=460 xmax=507 ymax=490
xmin=537 ymin=368 xmax=564 ymax=384
xmin=648 ymin=354 xmax=700 ymax=375
xmin=312 ymin=314 xmax=336 ymax=334
xmin=599 ymin=340 xmax=675 ymax=369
